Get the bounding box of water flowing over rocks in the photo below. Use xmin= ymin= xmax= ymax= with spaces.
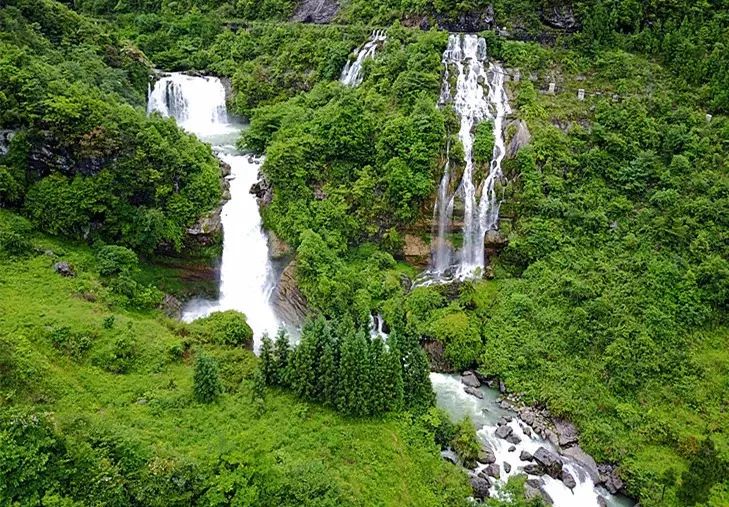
xmin=428 ymin=33 xmax=511 ymax=281
xmin=250 ymin=173 xmax=273 ymax=207
xmin=340 ymin=31 xmax=387 ymax=87
xmin=461 ymin=371 xmax=481 ymax=388
xmin=0 ymin=129 xmax=16 ymax=156
xmin=430 ymin=373 xmax=634 ymax=506
xmin=470 ymin=474 xmax=491 ymax=499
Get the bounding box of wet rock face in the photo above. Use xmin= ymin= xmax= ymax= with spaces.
xmin=461 ymin=371 xmax=481 ymax=388
xmin=291 ymin=0 xmax=339 ymax=24
xmin=470 ymin=474 xmax=491 ymax=499
xmin=186 ymin=207 xmax=222 ymax=246
xmin=561 ymin=469 xmax=576 ymax=489
xmin=272 ymin=260 xmax=309 ymax=328
xmin=540 ymin=4 xmax=580 ymax=31
xmin=533 ymin=446 xmax=563 ymax=478
xmin=505 ymin=119 xmax=531 ymax=159
xmin=464 ymin=385 xmax=484 ymax=399
xmin=478 ymin=444 xmax=496 ymax=464
xmin=250 ymin=173 xmax=273 ymax=207
xmin=435 ymin=4 xmax=495 ymax=31
xmin=160 ymin=293 xmax=183 ymax=319
xmin=495 ymin=424 xmax=513 ymax=440
xmin=403 ymin=234 xmax=430 ymax=266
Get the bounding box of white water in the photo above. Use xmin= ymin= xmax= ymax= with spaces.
xmin=148 ymin=73 xmax=280 ymax=347
xmin=368 ymin=313 xmax=388 ymax=339
xmin=430 ymin=34 xmax=511 ymax=280
xmin=340 ymin=30 xmax=387 ymax=87
xmin=431 ymin=373 xmax=634 ymax=507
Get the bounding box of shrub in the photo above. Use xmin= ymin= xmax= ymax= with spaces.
xmin=450 ymin=417 xmax=481 ymax=468
xmin=194 ymin=355 xmax=223 ymax=403
xmin=96 ymin=245 xmax=139 ymax=277
xmin=93 ymin=334 xmax=137 ymax=374
xmin=46 ymin=325 xmax=93 ymax=360
xmin=190 ymin=311 xmax=253 ymax=348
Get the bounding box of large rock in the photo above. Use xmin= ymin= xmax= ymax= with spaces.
xmin=520 ymin=450 xmax=534 ymax=462
xmin=554 ymin=419 xmax=579 ymax=447
xmin=53 ymin=262 xmax=75 ymax=277
xmin=441 ymin=449 xmax=458 ymax=465
xmin=506 ymin=434 xmax=522 ymax=445
xmin=484 ymin=229 xmax=508 ymax=249
xmin=403 ymin=234 xmax=430 ymax=266
xmin=160 ymin=293 xmax=182 ymax=319
xmin=533 ymin=447 xmax=563 ymax=478
xmin=597 ymin=496 xmax=608 ymax=507
xmin=478 ymin=444 xmax=496 ymax=464
xmin=461 ymin=371 xmax=481 ymax=388
xmin=525 ymin=478 xmax=554 ymax=505
xmin=291 ymin=0 xmax=339 ymax=23
xmin=271 ymin=260 xmax=309 ymax=327
xmin=562 ymin=445 xmax=600 ymax=483
xmin=464 ymin=386 xmax=484 ymax=399
xmin=250 ymin=174 xmax=273 ymax=206
xmin=495 ymin=425 xmax=513 ymax=440
xmin=505 ymin=119 xmax=531 ymax=158
xmin=186 ymin=207 xmax=222 ymax=246
xmin=540 ymin=5 xmax=579 ymax=31
xmin=599 ymin=465 xmax=625 ymax=494
xmin=470 ymin=474 xmax=491 ymax=499
xmin=523 ymin=463 xmax=546 ymax=476
xmin=435 ymin=5 xmax=494 ymax=32
xmin=561 ymin=469 xmax=576 ymax=489
xmin=484 ymin=463 xmax=500 ymax=479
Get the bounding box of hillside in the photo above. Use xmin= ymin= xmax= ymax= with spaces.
xmin=1 ymin=0 xmax=728 ymax=506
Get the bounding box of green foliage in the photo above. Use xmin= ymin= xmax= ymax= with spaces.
xmin=450 ymin=417 xmax=480 ymax=468
xmin=193 ymin=354 xmax=223 ymax=403
xmin=96 ymin=245 xmax=139 ymax=277
xmin=189 ymin=310 xmax=253 ymax=348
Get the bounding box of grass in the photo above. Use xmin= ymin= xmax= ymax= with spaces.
xmin=0 ymin=209 xmax=469 ymax=506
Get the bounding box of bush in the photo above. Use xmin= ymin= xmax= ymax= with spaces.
xmin=189 ymin=311 xmax=253 ymax=348
xmin=194 ymin=355 xmax=223 ymax=403
xmin=46 ymin=325 xmax=93 ymax=360
xmin=96 ymin=245 xmax=139 ymax=277
xmin=93 ymin=334 xmax=137 ymax=374
xmin=450 ymin=417 xmax=481 ymax=468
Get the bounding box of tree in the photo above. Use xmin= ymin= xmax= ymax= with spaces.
xmin=320 ymin=333 xmax=339 ymax=407
xmin=194 ymin=355 xmax=223 ymax=403
xmin=380 ymin=342 xmax=404 ymax=413
xmin=273 ymin=329 xmax=291 ymax=387
xmin=678 ymin=437 xmax=727 ymax=505
xmin=259 ymin=334 xmax=275 ymax=385
xmin=337 ymin=330 xmax=369 ymax=416
xmin=451 ymin=417 xmax=480 ymax=468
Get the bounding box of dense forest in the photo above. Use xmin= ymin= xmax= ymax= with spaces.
xmin=1 ymin=0 xmax=727 ymax=505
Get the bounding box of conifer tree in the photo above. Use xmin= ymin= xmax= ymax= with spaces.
xmin=338 ymin=330 xmax=369 ymax=416
xmin=368 ymin=337 xmax=386 ymax=415
xmin=393 ymin=330 xmax=434 ymax=411
xmin=259 ymin=333 xmax=275 ymax=385
xmin=292 ymin=324 xmax=318 ymax=401
xmin=193 ymin=355 xmax=223 ymax=404
xmin=380 ymin=341 xmax=404 ymax=412
xmin=320 ymin=333 xmax=339 ymax=407
xmin=273 ymin=329 xmax=291 ymax=387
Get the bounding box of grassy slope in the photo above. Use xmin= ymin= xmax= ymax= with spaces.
xmin=0 ymin=210 xmax=469 ymax=506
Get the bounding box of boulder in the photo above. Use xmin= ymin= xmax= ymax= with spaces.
xmin=464 ymin=386 xmax=484 ymax=399
xmin=533 ymin=447 xmax=563 ymax=478
xmin=508 ymin=445 xmax=516 ymax=452
xmin=505 ymin=119 xmax=531 ymax=158
xmin=520 ymin=409 xmax=536 ymax=426
xmin=469 ymin=475 xmax=491 ymax=499
xmin=554 ymin=419 xmax=579 ymax=447
xmin=422 ymin=339 xmax=453 ymax=372
xmin=495 ymin=425 xmax=513 ymax=440
xmin=520 ymin=450 xmax=534 ymax=462
xmin=250 ymin=174 xmax=273 ymax=206
xmin=523 ymin=464 xmax=545 ymax=476
xmin=497 ymin=417 xmax=508 ymax=427
xmin=506 ymin=434 xmax=522 ymax=445
xmin=597 ymin=496 xmax=608 ymax=507
xmin=562 ymin=445 xmax=599 ymax=483
xmin=484 ymin=229 xmax=508 ymax=249
xmin=504 ymin=462 xmax=512 ymax=474
xmin=53 ymin=262 xmax=75 ymax=277
xmin=271 ymin=260 xmax=309 ymax=327
xmin=525 ymin=479 xmax=554 ymax=505
xmin=461 ymin=370 xmax=481 ymax=388
xmin=478 ymin=444 xmax=496 ymax=464
xmin=484 ymin=463 xmax=500 ymax=479
xmin=160 ymin=294 xmax=182 ymax=319
xmin=561 ymin=469 xmax=576 ymax=489
xmin=291 ymin=0 xmax=339 ymax=24
xmin=498 ymin=379 xmax=506 ymax=393
xmin=599 ymin=465 xmax=625 ymax=494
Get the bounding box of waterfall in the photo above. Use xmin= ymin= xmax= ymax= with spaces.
xmin=340 ymin=30 xmax=387 ymax=87
xmin=430 ymin=34 xmax=511 ymax=280
xmin=431 ymin=374 xmax=635 ymax=507
xmin=148 ymin=73 xmax=279 ymax=348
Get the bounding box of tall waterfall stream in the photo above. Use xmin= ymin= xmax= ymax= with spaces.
xmin=428 ymin=33 xmax=511 ymax=281
xmin=148 ymin=73 xmax=280 ymax=348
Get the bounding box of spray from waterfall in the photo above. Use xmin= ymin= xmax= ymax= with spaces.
xmin=340 ymin=30 xmax=387 ymax=87
xmin=148 ymin=73 xmax=280 ymax=348
xmin=430 ymin=34 xmax=511 ymax=280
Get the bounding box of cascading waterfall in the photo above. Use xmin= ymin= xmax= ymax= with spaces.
xmin=431 ymin=374 xmax=635 ymax=507
xmin=340 ymin=30 xmax=387 ymax=87
xmin=148 ymin=73 xmax=279 ymax=348
xmin=430 ymin=34 xmax=511 ymax=280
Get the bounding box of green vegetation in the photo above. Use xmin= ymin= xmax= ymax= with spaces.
xmin=1 ymin=0 xmax=727 ymax=505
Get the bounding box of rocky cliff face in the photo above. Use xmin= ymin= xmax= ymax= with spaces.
xmin=291 ymin=0 xmax=339 ymax=24
xmin=272 ymin=260 xmax=309 ymax=327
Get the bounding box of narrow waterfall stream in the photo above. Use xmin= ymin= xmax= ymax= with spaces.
xmin=432 ymin=374 xmax=634 ymax=507
xmin=148 ymin=73 xmax=280 ymax=347
xmin=340 ymin=30 xmax=387 ymax=87
xmin=429 ymin=33 xmax=511 ymax=281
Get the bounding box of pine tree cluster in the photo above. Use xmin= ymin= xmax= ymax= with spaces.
xmin=259 ymin=316 xmax=434 ymax=417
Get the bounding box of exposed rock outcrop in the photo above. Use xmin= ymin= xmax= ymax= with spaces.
xmin=268 ymin=231 xmax=292 ymax=260
xmin=186 ymin=207 xmax=222 ymax=246
xmin=291 ymin=0 xmax=339 ymax=24
xmin=0 ymin=129 xmax=16 ymax=156
xmin=403 ymin=234 xmax=430 ymax=266
xmin=461 ymin=371 xmax=481 ymax=388
xmin=505 ymin=119 xmax=531 ymax=158
xmin=160 ymin=293 xmax=183 ymax=319
xmin=470 ymin=474 xmax=491 ymax=499
xmin=541 ymin=4 xmax=580 ymax=32
xmin=272 ymin=260 xmax=309 ymax=327
xmin=435 ymin=4 xmax=494 ymax=32
xmin=533 ymin=446 xmax=563 ymax=478
xmin=53 ymin=262 xmax=75 ymax=277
